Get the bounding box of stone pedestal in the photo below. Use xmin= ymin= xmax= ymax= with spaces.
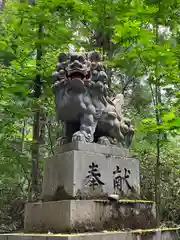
xmin=24 ymin=142 xmax=151 ymax=234
xmin=1 ymin=229 xmax=180 ymax=240
xmin=22 ymin=141 xmax=180 ymax=238
xmin=24 ymin=200 xmax=156 ymax=233
xmin=42 ymin=142 xmax=140 ymax=201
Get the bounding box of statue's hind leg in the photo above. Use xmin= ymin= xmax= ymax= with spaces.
xmin=72 ymin=114 xmax=97 ymax=143
xmin=108 ymin=120 xmax=125 ymax=147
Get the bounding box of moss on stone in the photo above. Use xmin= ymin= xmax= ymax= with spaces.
xmin=94 ymin=199 xmax=154 ymax=204
xmin=132 ymin=227 xmax=180 ymax=233
xmin=118 ymin=199 xmax=154 ymax=204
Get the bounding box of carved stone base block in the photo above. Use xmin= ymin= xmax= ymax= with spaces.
xmin=41 ymin=142 xmax=140 ymax=201
xmin=24 ymin=200 xmax=156 ymax=233
xmin=1 ymin=230 xmax=180 ymax=240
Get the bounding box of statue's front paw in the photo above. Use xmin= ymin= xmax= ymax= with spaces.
xmin=98 ymin=136 xmax=111 ymax=146
xmin=72 ymin=131 xmax=86 ymax=142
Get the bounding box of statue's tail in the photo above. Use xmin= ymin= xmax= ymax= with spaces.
xmin=111 ymin=93 xmax=124 ymax=118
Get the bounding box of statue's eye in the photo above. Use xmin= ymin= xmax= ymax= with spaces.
xmin=58 ymin=53 xmax=68 ymax=63
xmin=70 ymin=55 xmax=77 ymax=62
xmin=78 ymin=56 xmax=85 ymax=63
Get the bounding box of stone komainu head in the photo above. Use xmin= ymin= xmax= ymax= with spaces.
xmin=52 ymin=52 xmax=108 ymax=93
xmin=52 ymin=51 xmax=134 ymax=148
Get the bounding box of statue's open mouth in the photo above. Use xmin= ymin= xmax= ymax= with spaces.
xmin=68 ymin=70 xmax=91 ymax=81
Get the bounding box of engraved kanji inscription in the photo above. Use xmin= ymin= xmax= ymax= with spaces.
xmin=113 ymin=166 xmax=132 ymax=193
xmin=85 ymin=162 xmax=105 ymax=190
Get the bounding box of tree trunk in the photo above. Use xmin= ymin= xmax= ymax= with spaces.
xmin=154 ymin=16 xmax=161 ymax=226
xmin=31 ymin=106 xmax=40 ymax=198
xmin=155 ymin=90 xmax=161 ymax=227
xmin=31 ymin=24 xmax=43 ymax=199
xmin=106 ymin=40 xmax=113 ymax=87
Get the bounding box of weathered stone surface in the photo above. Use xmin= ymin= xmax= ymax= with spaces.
xmin=24 ymin=201 xmax=70 ymax=233
xmin=0 ymin=235 xmax=7 ymax=240
xmin=1 ymin=229 xmax=180 ymax=240
xmin=0 ymin=235 xmax=45 ymax=240
xmin=161 ymin=230 xmax=179 ymax=240
xmin=42 ymin=144 xmax=139 ymax=201
xmin=138 ymin=230 xmax=180 ymax=240
xmin=55 ymin=142 xmax=130 ymax=157
xmin=24 ymin=200 xmax=156 ymax=233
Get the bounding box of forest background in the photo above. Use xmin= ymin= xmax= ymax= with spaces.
xmin=0 ymin=0 xmax=180 ymax=232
